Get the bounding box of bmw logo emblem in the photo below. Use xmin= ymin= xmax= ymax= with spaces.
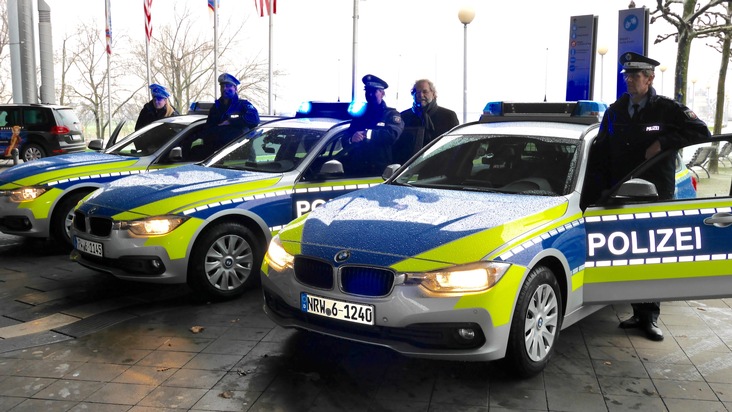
xmin=334 ymin=250 xmax=351 ymax=263
xmin=88 ymin=206 xmax=98 ymax=215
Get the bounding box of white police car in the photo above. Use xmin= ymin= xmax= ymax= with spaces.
xmin=69 ymin=102 xmax=389 ymax=300
xmin=261 ymin=101 xmax=732 ymax=377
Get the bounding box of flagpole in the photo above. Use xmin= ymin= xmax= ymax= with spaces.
xmin=145 ymin=0 xmax=151 ymax=92
xmin=105 ymin=0 xmax=112 ymax=139
xmin=213 ymin=0 xmax=218 ymax=100
xmin=351 ymin=0 xmax=358 ymax=101
xmin=268 ymin=8 xmax=273 ymax=115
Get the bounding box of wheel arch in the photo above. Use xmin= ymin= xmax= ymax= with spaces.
xmin=186 ymin=209 xmax=272 ymax=262
xmin=525 ymin=250 xmax=570 ymax=318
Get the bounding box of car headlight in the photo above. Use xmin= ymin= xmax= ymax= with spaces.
xmin=1 ymin=186 xmax=48 ymax=203
xmin=114 ymin=215 xmax=188 ymax=236
xmin=406 ymin=261 xmax=511 ymax=293
xmin=266 ymin=236 xmax=295 ymax=271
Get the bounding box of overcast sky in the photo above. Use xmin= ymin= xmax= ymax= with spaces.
xmin=41 ymin=0 xmax=720 ymax=118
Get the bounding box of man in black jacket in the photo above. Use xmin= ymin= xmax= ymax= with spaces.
xmin=395 ymin=79 xmax=459 ymax=164
xmin=342 ymin=74 xmax=404 ymax=175
xmin=588 ymin=52 xmax=710 ymax=341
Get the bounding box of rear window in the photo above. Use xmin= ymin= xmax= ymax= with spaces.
xmin=55 ymin=108 xmax=82 ymax=127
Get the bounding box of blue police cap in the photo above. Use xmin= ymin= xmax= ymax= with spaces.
xmin=218 ymin=73 xmax=240 ymax=86
xmin=620 ymin=52 xmax=660 ymax=72
xmin=149 ymin=84 xmax=170 ymax=99
xmin=362 ymin=74 xmax=388 ymax=90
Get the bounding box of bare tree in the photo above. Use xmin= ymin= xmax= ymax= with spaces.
xmin=0 ymin=0 xmax=12 ymax=103
xmin=652 ymin=0 xmax=732 ymax=104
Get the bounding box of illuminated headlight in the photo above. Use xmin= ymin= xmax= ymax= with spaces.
xmin=115 ymin=215 xmax=188 ymax=236
xmin=406 ymin=261 xmax=511 ymax=293
xmin=266 ymin=236 xmax=295 ymax=271
xmin=1 ymin=186 xmax=48 ymax=202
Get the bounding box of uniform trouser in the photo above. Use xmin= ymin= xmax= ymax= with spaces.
xmin=631 ymin=302 xmax=660 ymax=323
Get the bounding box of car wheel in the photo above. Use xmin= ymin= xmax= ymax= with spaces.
xmin=50 ymin=191 xmax=92 ymax=248
xmin=504 ymin=265 xmax=562 ymax=378
xmin=188 ymin=222 xmax=262 ymax=300
xmin=21 ymin=143 xmax=46 ymax=161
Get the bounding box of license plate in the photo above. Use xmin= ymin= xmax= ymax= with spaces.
xmin=75 ymin=236 xmax=103 ymax=257
xmin=300 ymin=292 xmax=374 ymax=325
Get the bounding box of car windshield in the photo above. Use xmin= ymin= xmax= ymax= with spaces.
xmin=55 ymin=108 xmax=82 ymax=127
xmin=393 ymin=134 xmax=579 ymax=196
xmin=207 ymin=127 xmax=325 ymax=173
xmin=107 ymin=122 xmax=189 ymax=157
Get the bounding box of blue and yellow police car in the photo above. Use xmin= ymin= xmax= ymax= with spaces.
xmin=69 ymin=102 xmax=387 ymax=301
xmin=0 ymin=114 xmax=242 ymax=246
xmin=261 ymin=101 xmax=732 ymax=377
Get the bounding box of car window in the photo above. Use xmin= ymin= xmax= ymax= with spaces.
xmin=393 ymin=134 xmax=578 ymax=195
xmin=209 ymin=127 xmax=325 ymax=173
xmin=110 ymin=122 xmax=187 ymax=157
xmin=300 ymin=131 xmax=373 ymax=181
xmin=0 ymin=108 xmax=20 ymax=128
xmin=54 ymin=108 xmax=82 ymax=127
xmin=22 ymin=108 xmax=52 ymax=131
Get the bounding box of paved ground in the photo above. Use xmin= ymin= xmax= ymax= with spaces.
xmin=0 ymin=238 xmax=732 ymax=411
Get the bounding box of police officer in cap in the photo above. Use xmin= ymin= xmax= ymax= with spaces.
xmin=207 ymin=73 xmax=260 ymax=132
xmin=135 ymin=83 xmax=179 ymax=130
xmin=343 ymin=74 xmax=404 ymax=175
xmin=587 ymin=51 xmax=710 ymax=341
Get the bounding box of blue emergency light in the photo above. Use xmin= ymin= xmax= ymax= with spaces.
xmin=295 ymin=101 xmax=355 ymax=120
xmin=480 ymin=100 xmax=607 ymax=124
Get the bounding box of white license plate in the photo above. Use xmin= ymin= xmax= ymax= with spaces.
xmin=75 ymin=236 xmax=103 ymax=257
xmin=300 ymin=292 xmax=374 ymax=325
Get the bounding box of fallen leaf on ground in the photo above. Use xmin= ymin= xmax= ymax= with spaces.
xmin=190 ymin=326 xmax=205 ymax=334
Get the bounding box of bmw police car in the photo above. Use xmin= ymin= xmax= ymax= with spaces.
xmin=0 ymin=114 xmax=230 ymax=246
xmin=261 ymin=101 xmax=732 ymax=377
xmin=69 ymin=102 xmax=389 ymax=300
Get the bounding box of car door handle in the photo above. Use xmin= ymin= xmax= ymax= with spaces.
xmin=704 ymin=212 xmax=732 ymax=228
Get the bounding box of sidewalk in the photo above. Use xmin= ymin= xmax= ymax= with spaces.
xmin=1 ymin=249 xmax=732 ymax=411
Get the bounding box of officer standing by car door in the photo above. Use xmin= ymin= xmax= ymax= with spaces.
xmin=343 ymin=74 xmax=404 ymax=175
xmin=588 ymin=52 xmax=711 ymax=341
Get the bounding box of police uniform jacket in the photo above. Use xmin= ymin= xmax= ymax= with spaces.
xmin=134 ymin=100 xmax=179 ymax=131
xmin=344 ymin=101 xmax=404 ymax=174
xmin=396 ymin=102 xmax=459 ymax=164
xmin=592 ymin=87 xmax=710 ymax=200
xmin=206 ymin=95 xmax=260 ymax=131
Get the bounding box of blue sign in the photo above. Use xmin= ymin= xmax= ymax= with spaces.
xmin=566 ymin=15 xmax=597 ymax=101
xmin=616 ymin=8 xmax=649 ymax=99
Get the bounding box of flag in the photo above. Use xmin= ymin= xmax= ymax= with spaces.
xmin=255 ymin=0 xmax=276 ymax=17
xmin=144 ymin=0 xmax=153 ymax=43
xmin=208 ymin=0 xmax=217 ymax=12
xmin=105 ymin=0 xmax=112 ymax=55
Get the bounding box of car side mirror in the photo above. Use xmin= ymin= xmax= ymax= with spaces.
xmin=611 ymin=178 xmax=659 ymax=202
xmin=88 ymin=139 xmax=104 ymax=151
xmin=382 ymin=164 xmax=401 ymax=180
xmin=319 ymin=159 xmax=344 ymax=175
xmin=168 ymin=146 xmax=183 ymax=162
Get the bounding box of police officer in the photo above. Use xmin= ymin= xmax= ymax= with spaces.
xmin=394 ymin=79 xmax=459 ymax=164
xmin=343 ymin=74 xmax=404 ymax=175
xmin=590 ymin=52 xmax=710 ymax=341
xmin=205 ymin=73 xmax=260 ymax=146
xmin=135 ymin=84 xmax=179 ymax=131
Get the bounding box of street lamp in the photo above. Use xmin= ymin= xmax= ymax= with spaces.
xmin=597 ymin=46 xmax=608 ymax=102
xmin=659 ymin=65 xmax=667 ymax=96
xmin=458 ymin=7 xmax=475 ymax=123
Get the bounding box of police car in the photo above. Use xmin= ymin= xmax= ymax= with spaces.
xmin=69 ymin=102 xmax=387 ymax=300
xmin=0 ymin=114 xmax=251 ymax=246
xmin=261 ymin=101 xmax=732 ymax=377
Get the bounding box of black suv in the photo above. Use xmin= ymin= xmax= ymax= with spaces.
xmin=0 ymin=104 xmax=86 ymax=161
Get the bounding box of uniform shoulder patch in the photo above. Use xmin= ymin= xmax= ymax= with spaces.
xmin=392 ymin=115 xmax=402 ymax=124
xmin=684 ymin=109 xmax=698 ymax=120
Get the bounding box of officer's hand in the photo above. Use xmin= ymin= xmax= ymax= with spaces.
xmin=350 ymin=131 xmax=366 ymax=143
xmin=645 ymin=140 xmax=661 ymax=159
xmin=219 ymin=120 xmax=231 ymax=126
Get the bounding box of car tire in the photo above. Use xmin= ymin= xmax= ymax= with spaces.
xmin=21 ymin=143 xmax=46 ymax=162
xmin=50 ymin=191 xmax=92 ymax=248
xmin=187 ymin=222 xmax=262 ymax=301
xmin=504 ymin=265 xmax=562 ymax=378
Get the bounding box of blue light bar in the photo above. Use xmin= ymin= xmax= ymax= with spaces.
xmin=348 ymin=101 xmax=367 ymax=117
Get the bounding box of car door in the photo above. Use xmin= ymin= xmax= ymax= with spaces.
xmin=291 ymin=131 xmax=383 ymax=219
xmin=582 ymin=135 xmax=732 ymax=304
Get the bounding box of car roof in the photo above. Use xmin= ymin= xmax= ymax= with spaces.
xmin=258 ymin=116 xmax=350 ymax=130
xmin=450 ymin=120 xmax=599 ymax=141
xmin=0 ymin=103 xmax=75 ymax=110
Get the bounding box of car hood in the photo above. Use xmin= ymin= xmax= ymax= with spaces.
xmin=79 ymin=164 xmax=283 ymax=218
xmin=286 ymin=184 xmax=568 ymax=263
xmin=0 ymin=152 xmax=139 ymax=188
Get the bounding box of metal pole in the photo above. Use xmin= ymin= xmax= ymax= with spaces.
xmin=268 ymin=11 xmax=273 ymax=115
xmin=600 ymin=54 xmax=604 ymax=102
xmin=213 ymin=0 xmax=218 ymax=100
xmin=462 ymin=23 xmax=467 ymax=123
xmin=351 ymin=0 xmax=358 ymax=102
xmin=107 ymin=52 xmax=111 ymax=139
